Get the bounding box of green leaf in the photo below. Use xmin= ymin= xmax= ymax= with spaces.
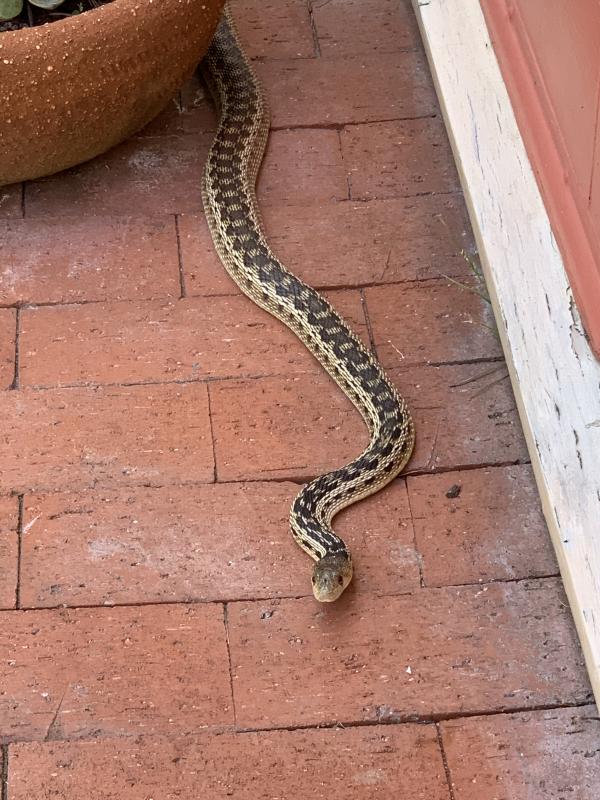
xmin=28 ymin=0 xmax=68 ymax=9
xmin=0 ymin=0 xmax=23 ymax=21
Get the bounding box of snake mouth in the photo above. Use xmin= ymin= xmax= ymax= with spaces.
xmin=312 ymin=553 xmax=353 ymax=602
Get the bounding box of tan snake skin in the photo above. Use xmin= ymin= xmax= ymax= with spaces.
xmin=202 ymin=3 xmax=415 ymax=602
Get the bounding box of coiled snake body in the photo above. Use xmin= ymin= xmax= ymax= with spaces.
xmin=202 ymin=4 xmax=415 ymax=602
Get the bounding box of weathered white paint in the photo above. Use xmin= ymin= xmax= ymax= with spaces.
xmin=412 ymin=0 xmax=600 ymax=702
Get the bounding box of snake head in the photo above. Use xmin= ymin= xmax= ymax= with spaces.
xmin=311 ymin=553 xmax=353 ymax=602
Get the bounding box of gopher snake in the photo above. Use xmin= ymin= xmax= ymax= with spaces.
xmin=202 ymin=4 xmax=415 ymax=602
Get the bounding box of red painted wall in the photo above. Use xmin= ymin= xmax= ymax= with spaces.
xmin=480 ymin=0 xmax=600 ymax=356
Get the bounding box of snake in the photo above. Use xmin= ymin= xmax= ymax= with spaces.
xmin=201 ymin=3 xmax=415 ymax=602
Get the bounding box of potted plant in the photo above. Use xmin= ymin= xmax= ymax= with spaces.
xmin=0 ymin=0 xmax=224 ymax=185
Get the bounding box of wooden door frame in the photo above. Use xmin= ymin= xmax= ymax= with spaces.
xmin=411 ymin=0 xmax=600 ymax=704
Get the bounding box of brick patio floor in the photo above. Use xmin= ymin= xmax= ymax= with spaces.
xmin=1 ymin=1 xmax=599 ymax=798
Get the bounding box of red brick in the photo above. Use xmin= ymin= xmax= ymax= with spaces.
xmin=210 ymin=372 xmax=369 ymax=482
xmin=255 ymin=52 xmax=437 ymax=128
xmin=8 ymin=724 xmax=449 ymax=799
xmin=177 ymin=211 xmax=236 ymax=296
xmin=259 ymin=129 xmax=347 ymax=206
xmin=263 ymin=195 xmax=475 ymax=286
xmin=19 ymin=479 xmax=418 ymax=608
xmin=20 ymin=290 xmax=366 ymax=388
xmin=341 ymin=117 xmax=461 ymax=200
xmin=262 ymin=195 xmax=475 ymax=286
xmin=441 ymin=706 xmax=600 ymax=800
xmin=228 ymin=579 xmax=591 ymax=728
xmin=25 ymin=126 xmax=346 ymax=218
xmin=233 ymin=0 xmax=316 ymax=59
xmin=365 ymin=280 xmax=502 ymax=368
xmin=402 ymin=362 xmax=528 ymax=472
xmin=0 ymin=383 xmax=213 ymax=493
xmin=0 ymin=217 xmax=180 ymax=305
xmin=25 ymin=134 xmax=211 ymax=218
xmin=409 ymin=465 xmax=558 ymax=586
xmin=0 ymin=309 xmax=15 ymax=389
xmin=209 ymin=363 xmax=527 ymax=482
xmin=179 ymin=75 xmax=216 ymax=136
xmin=0 ymin=496 xmax=19 ymax=610
xmin=180 ymin=195 xmax=475 ymax=296
xmin=134 ymin=93 xmax=188 ymax=138
xmin=313 ymin=0 xmax=420 ymax=56
xmin=0 ymin=183 xmax=22 ymax=217
xmin=0 ymin=604 xmax=232 ymax=742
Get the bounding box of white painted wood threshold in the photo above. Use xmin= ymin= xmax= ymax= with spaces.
xmin=411 ymin=0 xmax=600 ymax=703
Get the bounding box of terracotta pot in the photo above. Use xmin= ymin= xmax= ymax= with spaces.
xmin=0 ymin=0 xmax=224 ymax=186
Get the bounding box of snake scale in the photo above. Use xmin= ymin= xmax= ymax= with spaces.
xmin=202 ymin=3 xmax=415 ymax=602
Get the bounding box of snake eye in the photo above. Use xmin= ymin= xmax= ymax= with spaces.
xmin=337 ymin=576 xmax=344 ymax=585
xmin=311 ymin=576 xmax=316 ymax=584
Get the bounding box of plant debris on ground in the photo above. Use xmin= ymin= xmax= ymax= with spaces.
xmin=0 ymin=0 xmax=112 ymax=32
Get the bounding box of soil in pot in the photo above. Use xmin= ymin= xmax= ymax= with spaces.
xmin=0 ymin=1 xmax=112 ymax=32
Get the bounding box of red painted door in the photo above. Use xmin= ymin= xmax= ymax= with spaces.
xmin=481 ymin=0 xmax=600 ymax=356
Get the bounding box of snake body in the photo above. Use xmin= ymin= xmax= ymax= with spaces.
xmin=202 ymin=5 xmax=415 ymax=602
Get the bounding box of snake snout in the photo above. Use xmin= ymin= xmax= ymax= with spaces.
xmin=312 ymin=553 xmax=353 ymax=602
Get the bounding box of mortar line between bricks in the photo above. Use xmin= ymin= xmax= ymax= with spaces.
xmin=222 ymin=603 xmax=237 ymax=726
xmin=348 ymin=188 xmax=463 ymax=204
xmin=251 ymin=47 xmax=427 ymax=65
xmin=405 ymin=458 xmax=531 ymax=479
xmin=0 ymin=270 xmax=482 ymax=312
xmin=404 ymin=481 xmax=425 ymax=588
xmin=112 ymin=111 xmax=441 ymax=138
xmin=271 ymin=113 xmax=438 ymax=132
xmin=12 ymin=573 xmax=563 ymax=613
xmin=231 ymin=699 xmax=596 ymax=733
xmin=16 ymin=354 xmax=509 ymax=394
xmin=14 ymin=495 xmax=24 ymax=610
xmin=424 ymin=572 xmax=562 ymax=590
xmin=0 ymin=458 xmax=533 ymax=501
xmin=205 ymin=383 xmax=218 ymax=483
xmin=211 ymin=456 xmax=532 ymax=487
xmin=435 ymin=723 xmax=457 ymax=800
xmin=174 ymin=215 xmax=187 ymax=298
xmin=246 ymin=42 xmax=424 ymax=64
xmin=1 ymin=745 xmax=7 ymax=800
xmin=335 ymin=126 xmax=351 ymax=200
xmin=9 ymin=308 xmax=20 ymax=391
xmin=2 ymin=700 xmax=593 ymax=749
xmin=358 ymin=289 xmax=377 ymax=356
